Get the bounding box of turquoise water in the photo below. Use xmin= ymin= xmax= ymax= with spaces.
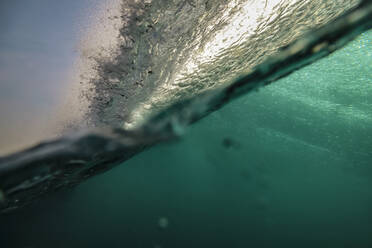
xmin=1 ymin=30 xmax=371 ymax=248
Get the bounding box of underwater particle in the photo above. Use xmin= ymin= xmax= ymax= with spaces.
xmin=222 ymin=137 xmax=240 ymax=149
xmin=222 ymin=137 xmax=233 ymax=148
xmin=205 ymin=0 xmax=211 ymax=10
xmin=158 ymin=217 xmax=169 ymax=229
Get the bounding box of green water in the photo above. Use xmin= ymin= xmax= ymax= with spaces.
xmin=1 ymin=30 xmax=372 ymax=248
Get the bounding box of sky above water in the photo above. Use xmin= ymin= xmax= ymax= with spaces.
xmin=0 ymin=0 xmax=101 ymax=154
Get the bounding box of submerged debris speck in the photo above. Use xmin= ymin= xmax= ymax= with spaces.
xmin=158 ymin=217 xmax=169 ymax=229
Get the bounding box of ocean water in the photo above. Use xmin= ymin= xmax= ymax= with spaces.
xmin=0 ymin=27 xmax=371 ymax=248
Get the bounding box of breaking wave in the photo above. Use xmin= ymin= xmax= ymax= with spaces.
xmin=70 ymin=0 xmax=360 ymax=130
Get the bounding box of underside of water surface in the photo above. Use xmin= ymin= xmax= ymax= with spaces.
xmin=0 ymin=0 xmax=372 ymax=247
